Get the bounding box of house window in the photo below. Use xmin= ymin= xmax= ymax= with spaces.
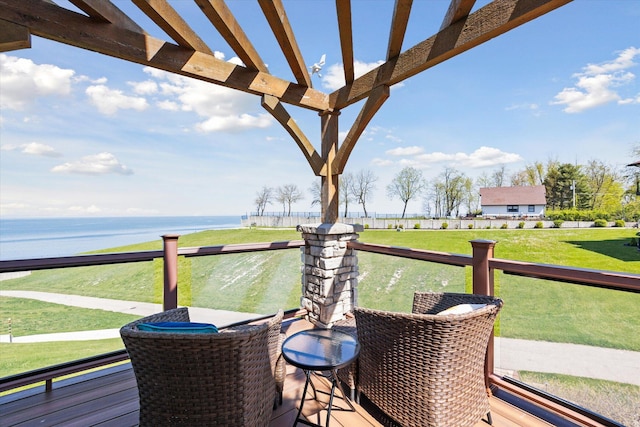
xmin=528 ymin=205 xmax=535 ymax=213
xmin=507 ymin=205 xmax=518 ymax=213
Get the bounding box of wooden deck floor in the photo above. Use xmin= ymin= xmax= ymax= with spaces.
xmin=1 ymin=318 xmax=555 ymax=427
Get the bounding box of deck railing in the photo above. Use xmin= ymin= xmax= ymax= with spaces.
xmin=1 ymin=236 xmax=638 ymax=426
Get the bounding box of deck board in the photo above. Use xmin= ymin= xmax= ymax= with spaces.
xmin=0 ymin=318 xmax=558 ymax=427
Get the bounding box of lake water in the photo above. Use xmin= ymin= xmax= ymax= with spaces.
xmin=0 ymin=216 xmax=242 ymax=260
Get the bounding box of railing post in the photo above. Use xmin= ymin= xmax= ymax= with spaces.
xmin=162 ymin=234 xmax=180 ymax=311
xmin=470 ymin=239 xmax=497 ymax=390
xmin=471 ymin=239 xmax=496 ymax=296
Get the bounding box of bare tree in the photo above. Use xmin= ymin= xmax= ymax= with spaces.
xmin=348 ymin=169 xmax=377 ymax=218
xmin=435 ymin=167 xmax=467 ymax=217
xmin=254 ymin=186 xmax=273 ymax=216
xmin=511 ymin=161 xmax=548 ymax=186
xmin=309 ymin=180 xmax=321 ymax=208
xmin=491 ymin=165 xmax=507 ymax=187
xmin=387 ymin=166 xmax=426 ymax=218
xmin=276 ymin=184 xmax=304 ymax=216
xmin=340 ymin=173 xmax=355 ymax=217
xmin=462 ymin=176 xmax=479 ymax=216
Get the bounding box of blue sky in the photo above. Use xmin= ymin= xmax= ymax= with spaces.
xmin=1 ymin=0 xmax=639 ymax=218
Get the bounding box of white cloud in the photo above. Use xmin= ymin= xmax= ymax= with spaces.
xmin=0 ymin=54 xmax=75 ymax=110
xmin=85 ymin=85 xmax=149 ymax=115
xmin=131 ymin=79 xmax=158 ymax=95
xmin=141 ymin=67 xmax=273 ymax=132
xmin=51 ymin=152 xmax=133 ymax=175
xmin=321 ymin=59 xmax=385 ymax=91
xmin=1 ymin=142 xmax=62 ymax=157
xmin=157 ymin=100 xmax=180 ymax=111
xmin=404 ymin=146 xmax=523 ymax=168
xmin=387 ymin=146 xmax=424 ymax=156
xmin=371 ymin=158 xmax=394 ymax=166
xmin=551 ymin=47 xmax=640 ymax=113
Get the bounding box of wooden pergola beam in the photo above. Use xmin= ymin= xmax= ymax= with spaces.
xmin=260 ymin=0 xmax=312 ymax=87
xmin=330 ymin=0 xmax=572 ymax=109
xmin=0 ymin=19 xmax=30 ymax=52
xmin=68 ymin=0 xmax=143 ymax=31
xmin=440 ymin=0 xmax=477 ymax=30
xmin=132 ymin=0 xmax=213 ymax=55
xmin=334 ymin=85 xmax=390 ymax=175
xmin=261 ymin=95 xmax=325 ymax=176
xmin=336 ymin=0 xmax=354 ymax=85
xmin=387 ymin=0 xmax=413 ymax=60
xmin=0 ymin=0 xmax=329 ymax=112
xmin=194 ymin=0 xmax=268 ymax=73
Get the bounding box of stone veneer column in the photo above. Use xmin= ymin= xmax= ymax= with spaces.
xmin=297 ymin=223 xmax=363 ymax=328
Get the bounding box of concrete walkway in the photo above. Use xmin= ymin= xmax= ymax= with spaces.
xmin=2 ymin=290 xmax=639 ymax=386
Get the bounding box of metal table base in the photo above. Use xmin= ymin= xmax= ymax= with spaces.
xmin=294 ymin=368 xmax=356 ymax=427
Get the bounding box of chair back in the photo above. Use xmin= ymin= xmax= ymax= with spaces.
xmin=120 ymin=307 xmax=272 ymax=427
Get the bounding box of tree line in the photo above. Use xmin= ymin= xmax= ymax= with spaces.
xmin=254 ymin=145 xmax=640 ymax=221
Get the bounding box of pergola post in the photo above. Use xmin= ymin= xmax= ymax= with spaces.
xmin=162 ymin=234 xmax=180 ymax=311
xmin=320 ymin=110 xmax=340 ymax=224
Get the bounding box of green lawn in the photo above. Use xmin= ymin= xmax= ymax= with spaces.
xmin=1 ymin=227 xmax=638 ymax=377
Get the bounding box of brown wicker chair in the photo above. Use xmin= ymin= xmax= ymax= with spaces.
xmin=354 ymin=292 xmax=503 ymax=427
xmin=265 ymin=309 xmax=286 ymax=407
xmin=120 ymin=307 xmax=274 ymax=426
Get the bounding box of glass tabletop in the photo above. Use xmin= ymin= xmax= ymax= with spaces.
xmin=281 ymin=329 xmax=360 ymax=371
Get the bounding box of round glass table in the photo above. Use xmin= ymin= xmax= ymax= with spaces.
xmin=281 ymin=329 xmax=360 ymax=427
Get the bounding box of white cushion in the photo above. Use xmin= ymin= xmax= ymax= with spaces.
xmin=437 ymin=303 xmax=487 ymax=315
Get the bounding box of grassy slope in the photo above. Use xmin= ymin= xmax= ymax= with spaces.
xmin=1 ymin=227 xmax=639 ymax=377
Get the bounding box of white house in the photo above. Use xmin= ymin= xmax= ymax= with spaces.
xmin=479 ymin=185 xmax=546 ymax=218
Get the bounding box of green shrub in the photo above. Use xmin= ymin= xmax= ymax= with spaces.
xmin=594 ymin=219 xmax=607 ymax=227
xmin=534 ymin=221 xmax=543 ymax=229
xmin=517 ymin=221 xmax=525 ymax=229
xmin=614 ymin=219 xmax=625 ymax=228
xmin=486 ymin=226 xmax=491 ymax=229
xmin=441 ymin=222 xmax=448 ymax=229
xmin=397 ymin=224 xmax=404 ymax=229
xmin=553 ymin=219 xmax=564 ymax=228
xmin=468 ymin=224 xmax=474 ymax=229
xmin=500 ymin=223 xmax=508 ymax=229
xmin=364 ymin=224 xmax=369 ymax=229
xmin=414 ymin=223 xmax=421 ymax=229
xmin=387 ymin=224 xmax=394 ymax=229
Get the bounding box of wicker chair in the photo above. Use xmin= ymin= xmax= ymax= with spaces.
xmin=354 ymin=292 xmax=503 ymax=427
xmin=120 ymin=307 xmax=275 ymax=426
xmin=265 ymin=309 xmax=286 ymax=407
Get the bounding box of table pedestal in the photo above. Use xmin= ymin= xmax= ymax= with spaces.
xmin=294 ymin=369 xmax=355 ymax=427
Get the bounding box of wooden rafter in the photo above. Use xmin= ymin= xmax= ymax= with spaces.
xmin=261 ymin=95 xmax=325 ymax=176
xmin=0 ymin=19 xmax=30 ymax=52
xmin=440 ymin=0 xmax=477 ymax=30
xmin=330 ymin=0 xmax=572 ymax=110
xmin=0 ymin=0 xmax=328 ymax=111
xmin=133 ymin=0 xmax=213 ymax=55
xmin=194 ymin=0 xmax=268 ymax=73
xmin=68 ymin=0 xmax=143 ymax=32
xmin=334 ymin=85 xmax=390 ymax=174
xmin=336 ymin=0 xmax=354 ymax=85
xmin=387 ymin=0 xmax=413 ymax=60
xmin=259 ymin=0 xmax=311 ymax=87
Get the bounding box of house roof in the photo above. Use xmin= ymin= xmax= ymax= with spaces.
xmin=479 ymin=185 xmax=546 ymax=206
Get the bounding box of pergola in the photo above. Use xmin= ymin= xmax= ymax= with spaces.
xmin=0 ymin=0 xmax=572 ymax=222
